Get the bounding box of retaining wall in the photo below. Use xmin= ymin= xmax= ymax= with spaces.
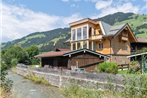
xmin=16 ymin=67 xmax=125 ymax=91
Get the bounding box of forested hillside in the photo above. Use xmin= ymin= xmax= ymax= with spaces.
xmin=2 ymin=12 xmax=147 ymax=52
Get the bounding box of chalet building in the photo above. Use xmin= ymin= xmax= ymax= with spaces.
xmin=35 ymin=18 xmax=147 ymax=72
xmin=69 ymin=18 xmax=137 ymax=65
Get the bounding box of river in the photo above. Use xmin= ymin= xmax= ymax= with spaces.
xmin=7 ymin=71 xmax=66 ymax=98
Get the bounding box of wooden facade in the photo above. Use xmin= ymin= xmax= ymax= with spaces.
xmin=41 ymin=56 xmax=68 ymax=68
xmin=69 ymin=18 xmax=137 ymax=65
xmin=67 ymin=52 xmax=105 ymax=72
xmin=38 ymin=49 xmax=108 ymax=72
xmin=36 ymin=18 xmax=147 ymax=72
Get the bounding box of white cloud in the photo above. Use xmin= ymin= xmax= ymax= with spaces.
xmin=95 ymin=0 xmax=112 ymax=10
xmin=61 ymin=0 xmax=69 ymax=2
xmin=91 ymin=0 xmax=140 ymax=17
xmin=61 ymin=0 xmax=81 ymax=2
xmin=98 ymin=2 xmax=139 ymax=17
xmin=1 ymin=3 xmax=82 ymax=42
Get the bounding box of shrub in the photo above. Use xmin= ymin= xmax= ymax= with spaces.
xmin=11 ymin=58 xmax=18 ymax=67
xmin=142 ymin=47 xmax=147 ymax=52
xmin=129 ymin=61 xmax=140 ymax=74
xmin=96 ymin=62 xmax=118 ymax=74
xmin=0 ymin=62 xmax=13 ymax=93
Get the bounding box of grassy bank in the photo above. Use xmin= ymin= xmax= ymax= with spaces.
xmin=62 ymin=74 xmax=147 ymax=98
xmin=25 ymin=73 xmax=50 ymax=85
xmin=0 ymin=87 xmax=12 ymax=98
xmin=62 ymin=84 xmax=123 ymax=98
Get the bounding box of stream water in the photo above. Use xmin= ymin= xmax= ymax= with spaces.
xmin=7 ymin=71 xmax=66 ymax=98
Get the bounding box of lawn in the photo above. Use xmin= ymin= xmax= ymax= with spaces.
xmin=118 ymin=70 xmax=128 ymax=74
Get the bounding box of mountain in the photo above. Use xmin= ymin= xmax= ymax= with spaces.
xmin=2 ymin=12 xmax=147 ymax=52
xmin=2 ymin=28 xmax=70 ymax=52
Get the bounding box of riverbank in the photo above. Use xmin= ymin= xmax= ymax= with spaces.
xmin=7 ymin=71 xmax=66 ymax=98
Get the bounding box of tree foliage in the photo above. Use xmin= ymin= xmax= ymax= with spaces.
xmin=2 ymin=45 xmax=29 ymax=66
xmin=2 ymin=45 xmax=40 ymax=67
xmin=96 ymin=62 xmax=118 ymax=74
xmin=25 ymin=45 xmax=40 ymax=65
xmin=0 ymin=61 xmax=13 ymax=92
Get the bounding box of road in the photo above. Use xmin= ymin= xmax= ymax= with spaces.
xmin=7 ymin=71 xmax=66 ymax=98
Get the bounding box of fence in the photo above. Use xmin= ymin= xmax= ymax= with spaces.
xmin=118 ymin=64 xmax=129 ymax=70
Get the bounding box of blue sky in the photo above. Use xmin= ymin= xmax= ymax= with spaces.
xmin=1 ymin=0 xmax=147 ymax=42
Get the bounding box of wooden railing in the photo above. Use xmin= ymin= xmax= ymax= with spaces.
xmin=118 ymin=64 xmax=129 ymax=70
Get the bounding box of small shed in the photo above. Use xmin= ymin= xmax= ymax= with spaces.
xmin=35 ymin=48 xmax=109 ymax=72
xmin=64 ymin=48 xmax=110 ymax=72
xmin=35 ymin=48 xmax=70 ymax=68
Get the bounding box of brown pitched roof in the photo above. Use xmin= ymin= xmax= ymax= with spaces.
xmin=35 ymin=50 xmax=70 ymax=58
xmin=55 ymin=48 xmax=70 ymax=51
xmin=137 ymin=37 xmax=147 ymax=43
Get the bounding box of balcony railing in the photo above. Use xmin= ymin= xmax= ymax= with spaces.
xmin=90 ymin=35 xmax=102 ymax=40
xmin=131 ymin=50 xmax=147 ymax=55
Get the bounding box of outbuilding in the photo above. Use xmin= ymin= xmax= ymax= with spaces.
xmin=35 ymin=48 xmax=109 ymax=72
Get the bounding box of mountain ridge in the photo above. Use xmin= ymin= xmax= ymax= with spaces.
xmin=2 ymin=12 xmax=147 ymax=52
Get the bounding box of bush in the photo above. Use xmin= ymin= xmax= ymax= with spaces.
xmin=129 ymin=61 xmax=140 ymax=74
xmin=142 ymin=47 xmax=147 ymax=52
xmin=96 ymin=62 xmax=118 ymax=74
xmin=0 ymin=62 xmax=13 ymax=92
xmin=11 ymin=58 xmax=18 ymax=67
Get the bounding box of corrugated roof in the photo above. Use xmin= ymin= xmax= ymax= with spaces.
xmin=107 ymin=24 xmax=126 ymax=35
xmin=101 ymin=21 xmax=111 ymax=35
xmin=98 ymin=21 xmax=126 ymax=36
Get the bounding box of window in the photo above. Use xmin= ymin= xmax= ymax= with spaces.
xmin=83 ymin=41 xmax=87 ymax=48
xmin=89 ymin=41 xmax=92 ymax=50
xmin=77 ymin=43 xmax=81 ymax=49
xmin=83 ymin=26 xmax=87 ymax=39
xmin=73 ymin=43 xmax=76 ymax=50
xmin=77 ymin=28 xmax=81 ymax=40
xmin=89 ymin=27 xmax=92 ymax=38
xmin=71 ymin=29 xmax=76 ymax=41
xmin=93 ymin=42 xmax=96 ymax=50
xmin=98 ymin=43 xmax=103 ymax=49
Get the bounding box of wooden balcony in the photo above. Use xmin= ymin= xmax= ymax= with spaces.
xmin=121 ymin=36 xmax=128 ymax=41
xmin=90 ymin=35 xmax=102 ymax=40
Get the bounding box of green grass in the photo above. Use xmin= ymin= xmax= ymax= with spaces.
xmin=136 ymin=32 xmax=147 ymax=38
xmin=51 ymin=35 xmax=65 ymax=45
xmin=118 ymin=70 xmax=129 ymax=74
xmin=62 ymin=84 xmax=124 ymax=98
xmin=17 ymin=34 xmax=46 ymax=45
xmin=115 ymin=14 xmax=147 ymax=38
xmin=63 ymin=85 xmax=101 ymax=98
xmin=25 ymin=73 xmax=50 ymax=85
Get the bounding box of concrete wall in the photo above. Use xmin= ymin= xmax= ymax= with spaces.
xmin=16 ymin=67 xmax=124 ymax=91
